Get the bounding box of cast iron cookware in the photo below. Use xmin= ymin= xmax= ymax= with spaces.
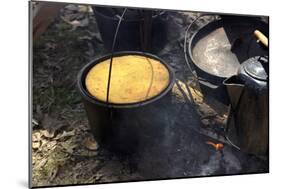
xmin=187 ymin=15 xmax=268 ymax=103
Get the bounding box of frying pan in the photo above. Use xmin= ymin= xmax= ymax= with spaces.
xmin=185 ymin=15 xmax=268 ymax=103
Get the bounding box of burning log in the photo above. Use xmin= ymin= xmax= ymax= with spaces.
xmin=206 ymin=141 xmax=224 ymax=151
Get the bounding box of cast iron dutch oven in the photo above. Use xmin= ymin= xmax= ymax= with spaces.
xmin=93 ymin=6 xmax=167 ymax=52
xmin=77 ymin=51 xmax=175 ymax=154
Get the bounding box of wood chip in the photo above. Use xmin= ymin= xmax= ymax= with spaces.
xmin=32 ymin=119 xmax=39 ymax=126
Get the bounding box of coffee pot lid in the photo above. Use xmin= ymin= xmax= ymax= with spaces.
xmin=243 ymin=56 xmax=268 ymax=81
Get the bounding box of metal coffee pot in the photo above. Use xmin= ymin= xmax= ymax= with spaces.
xmin=223 ymin=56 xmax=269 ymax=155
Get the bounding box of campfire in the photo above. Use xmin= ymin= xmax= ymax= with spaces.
xmin=206 ymin=141 xmax=224 ymax=151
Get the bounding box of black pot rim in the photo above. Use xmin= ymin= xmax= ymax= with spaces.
xmin=93 ymin=6 xmax=165 ymax=22
xmin=188 ymin=19 xmax=226 ymax=81
xmin=77 ymin=51 xmax=175 ymax=109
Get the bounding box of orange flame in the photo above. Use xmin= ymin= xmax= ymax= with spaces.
xmin=206 ymin=141 xmax=224 ymax=151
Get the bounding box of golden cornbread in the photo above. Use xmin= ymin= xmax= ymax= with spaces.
xmin=85 ymin=55 xmax=170 ymax=104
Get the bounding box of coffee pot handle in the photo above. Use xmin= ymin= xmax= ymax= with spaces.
xmin=254 ymin=30 xmax=268 ymax=48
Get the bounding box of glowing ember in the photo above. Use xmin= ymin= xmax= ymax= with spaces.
xmin=206 ymin=141 xmax=224 ymax=151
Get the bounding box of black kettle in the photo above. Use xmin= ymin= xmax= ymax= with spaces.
xmin=223 ymin=56 xmax=269 ymax=155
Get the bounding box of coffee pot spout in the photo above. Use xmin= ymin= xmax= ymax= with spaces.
xmin=223 ymin=76 xmax=245 ymax=109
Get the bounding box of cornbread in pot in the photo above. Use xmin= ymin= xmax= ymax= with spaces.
xmin=85 ymin=55 xmax=170 ymax=104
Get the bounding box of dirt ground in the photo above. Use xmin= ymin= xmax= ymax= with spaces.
xmin=32 ymin=4 xmax=268 ymax=187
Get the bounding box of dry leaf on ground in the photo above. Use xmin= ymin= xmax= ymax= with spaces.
xmin=40 ymin=129 xmax=55 ymax=138
xmin=32 ymin=141 xmax=41 ymax=149
xmin=54 ymin=130 xmax=76 ymax=140
xmin=84 ymin=137 xmax=98 ymax=151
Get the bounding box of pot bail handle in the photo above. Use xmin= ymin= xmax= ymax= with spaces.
xmin=106 ymin=8 xmax=128 ymax=106
xmin=184 ymin=14 xmax=220 ymax=80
